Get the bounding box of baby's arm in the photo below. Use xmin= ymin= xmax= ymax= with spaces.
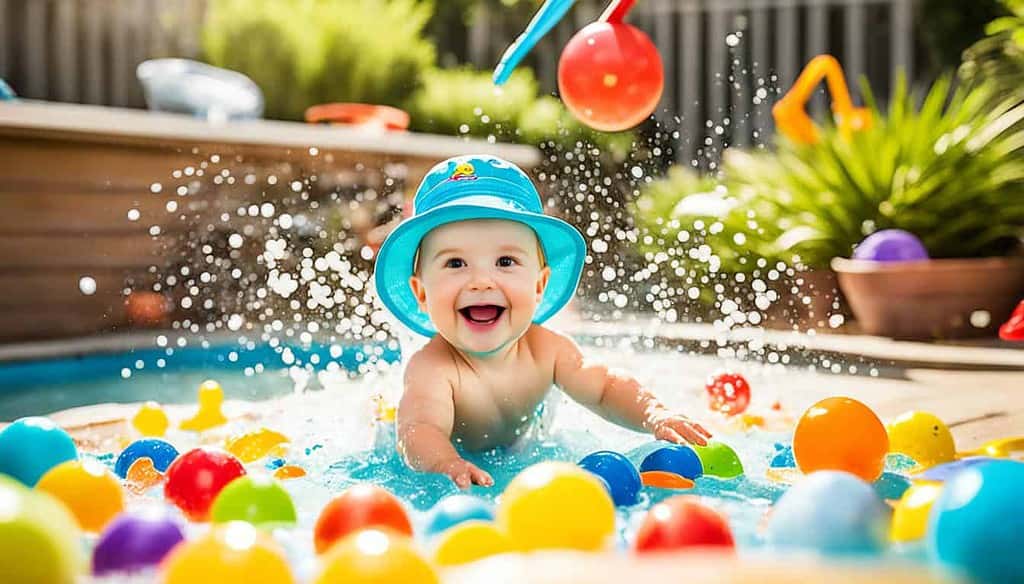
xmin=395 ymin=352 xmax=494 ymax=489
xmin=549 ymin=331 xmax=712 ymax=446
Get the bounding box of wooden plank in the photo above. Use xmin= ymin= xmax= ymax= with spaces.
xmin=110 ymin=0 xmax=130 ymax=107
xmin=0 ymin=306 xmax=127 ymax=342
xmin=0 ymin=234 xmax=171 ymax=269
xmin=708 ymin=2 xmax=729 ymax=167
xmin=0 ymin=269 xmax=131 ymax=308
xmin=22 ymin=0 xmax=48 ymax=99
xmin=0 ymin=191 xmax=193 ymax=234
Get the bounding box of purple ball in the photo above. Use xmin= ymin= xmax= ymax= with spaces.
xmin=853 ymin=229 xmax=929 ymax=262
xmin=92 ymin=510 xmax=186 ymax=575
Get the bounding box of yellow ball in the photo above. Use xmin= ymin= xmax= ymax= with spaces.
xmin=36 ymin=459 xmax=124 ymax=533
xmin=891 ymin=482 xmax=943 ymax=542
xmin=432 ymin=521 xmax=513 ymax=566
xmin=162 ymin=522 xmax=295 ymax=584
xmin=887 ymin=411 xmax=955 ymax=468
xmin=496 ymin=461 xmax=615 ymax=552
xmin=313 ymin=529 xmax=438 ymax=584
xmin=0 ymin=476 xmax=84 ymax=584
xmin=132 ymin=401 xmax=169 ymax=437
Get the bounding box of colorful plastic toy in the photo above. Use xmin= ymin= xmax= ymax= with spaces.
xmin=180 ymin=380 xmax=229 ymax=432
xmin=0 ymin=475 xmax=83 ymax=584
xmin=36 ymin=459 xmax=125 ymax=533
xmin=959 ymin=436 xmax=1024 ymax=459
xmin=225 ymin=428 xmax=290 ymax=463
xmin=890 ymin=482 xmax=942 ymax=543
xmin=432 ymin=521 xmax=513 ymax=566
xmin=578 ymin=450 xmax=642 ymax=506
xmin=210 ymin=475 xmax=297 ymax=527
xmin=274 ymin=465 xmax=307 ymax=480
xmin=793 ymin=397 xmax=888 ymax=482
xmin=497 ymin=461 xmax=615 ymax=552
xmin=0 ymin=416 xmax=78 ymax=486
xmin=772 ymin=54 xmax=872 ymax=144
xmin=634 ymin=496 xmax=735 ymax=553
xmin=766 ymin=470 xmax=889 ymax=556
xmin=424 ymin=495 xmax=495 ymax=537
xmin=164 ymin=448 xmax=246 ymax=521
xmin=886 ymin=411 xmax=955 ymax=469
xmin=705 ymin=372 xmax=751 ymax=415
xmin=161 ymin=521 xmax=295 ymax=584
xmin=115 ymin=438 xmax=179 ymax=478
xmin=853 ymin=230 xmax=929 ymax=262
xmin=692 ymin=441 xmax=744 ymax=479
xmin=125 ymin=457 xmax=165 ymax=494
xmin=929 ymin=460 xmax=1024 ymax=584
xmin=132 ymin=401 xmax=169 ymax=436
xmin=640 ymin=444 xmax=703 ymax=480
xmin=640 ymin=470 xmax=695 ymax=489
xmin=314 ymin=484 xmax=413 ymax=554
xmin=999 ymin=300 xmax=1024 ymax=341
xmin=92 ymin=510 xmax=186 ymax=575
xmin=313 ymin=528 xmax=438 ymax=584
xmin=915 ymin=456 xmax=997 ymax=482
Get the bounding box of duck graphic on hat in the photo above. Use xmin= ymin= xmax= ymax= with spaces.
xmin=450 ymin=162 xmax=477 ymax=181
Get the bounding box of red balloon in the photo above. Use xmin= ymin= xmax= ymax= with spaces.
xmin=164 ymin=448 xmax=245 ymax=521
xmin=705 ymin=373 xmax=751 ymax=416
xmin=634 ymin=497 xmax=735 ymax=553
xmin=558 ymin=20 xmax=664 ymax=132
xmin=314 ymin=484 xmax=413 ymax=554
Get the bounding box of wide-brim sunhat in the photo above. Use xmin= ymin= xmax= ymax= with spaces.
xmin=374 ymin=155 xmax=585 ymax=337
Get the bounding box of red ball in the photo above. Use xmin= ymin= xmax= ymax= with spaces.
xmin=314 ymin=484 xmax=413 ymax=554
xmin=705 ymin=373 xmax=751 ymax=416
xmin=558 ymin=20 xmax=664 ymax=132
xmin=634 ymin=497 xmax=735 ymax=553
xmin=163 ymin=448 xmax=245 ymax=521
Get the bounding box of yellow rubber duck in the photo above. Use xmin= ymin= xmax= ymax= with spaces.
xmin=886 ymin=411 xmax=956 ymax=469
xmin=132 ymin=401 xmax=169 ymax=437
xmin=450 ymin=162 xmax=476 ymax=180
xmin=179 ymin=380 xmax=228 ymax=432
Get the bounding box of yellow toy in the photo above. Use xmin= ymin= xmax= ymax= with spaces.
xmin=35 ymin=459 xmax=125 ymax=533
xmin=432 ymin=521 xmax=512 ymax=566
xmin=180 ymin=380 xmax=228 ymax=432
xmin=132 ymin=401 xmax=169 ymax=437
xmin=274 ymin=465 xmax=307 ymax=480
xmin=225 ymin=428 xmax=289 ymax=463
xmin=887 ymin=411 xmax=956 ymax=469
xmin=772 ymin=54 xmax=872 ymax=144
xmin=890 ymin=482 xmax=942 ymax=543
xmin=959 ymin=436 xmax=1024 ymax=459
xmin=161 ymin=521 xmax=295 ymax=584
xmin=313 ymin=528 xmax=438 ymax=584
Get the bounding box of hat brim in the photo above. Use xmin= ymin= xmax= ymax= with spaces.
xmin=373 ymin=198 xmax=585 ymax=337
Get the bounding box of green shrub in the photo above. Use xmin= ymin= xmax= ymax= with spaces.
xmin=203 ymin=0 xmax=436 ymax=120
xmin=960 ymin=0 xmax=1024 ymax=104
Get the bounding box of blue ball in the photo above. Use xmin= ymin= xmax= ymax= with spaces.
xmin=579 ymin=450 xmax=641 ymax=506
xmin=114 ymin=439 xmax=180 ymax=478
xmin=424 ymin=495 xmax=495 ymax=536
xmin=767 ymin=471 xmax=890 ymax=556
xmin=640 ymin=444 xmax=703 ymax=479
xmin=929 ymin=460 xmax=1024 ymax=584
xmin=0 ymin=417 xmax=78 ymax=486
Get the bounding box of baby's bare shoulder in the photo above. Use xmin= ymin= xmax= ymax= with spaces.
xmin=404 ymin=338 xmax=457 ymax=383
xmin=523 ymin=325 xmax=575 ymax=362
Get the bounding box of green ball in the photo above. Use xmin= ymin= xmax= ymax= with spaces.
xmin=210 ymin=475 xmax=297 ymax=527
xmin=693 ymin=441 xmax=744 ymax=478
xmin=0 ymin=475 xmax=83 ymax=584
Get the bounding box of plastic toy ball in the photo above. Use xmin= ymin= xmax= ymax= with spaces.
xmin=0 ymin=416 xmax=78 ymax=486
xmin=162 ymin=521 xmax=295 ymax=584
xmin=313 ymin=528 xmax=439 ymax=584
xmin=852 ymin=229 xmax=929 ymax=262
xmin=115 ymin=438 xmax=179 ymax=478
xmin=929 ymin=460 xmax=1024 ymax=584
xmin=634 ymin=496 xmax=735 ymax=553
xmin=886 ymin=411 xmax=955 ymax=469
xmin=766 ymin=470 xmax=890 ymax=556
xmin=424 ymin=494 xmax=495 ymax=537
xmin=132 ymin=401 xmax=169 ymax=436
xmin=92 ymin=509 xmax=185 ymax=575
xmin=890 ymin=482 xmax=942 ymax=543
xmin=432 ymin=521 xmax=513 ymax=566
xmin=0 ymin=475 xmax=84 ymax=584
xmin=314 ymin=484 xmax=413 ymax=554
xmin=692 ymin=441 xmax=744 ymax=478
xmin=180 ymin=380 xmax=228 ymax=432
xmin=225 ymin=428 xmax=290 ymax=463
xmin=36 ymin=459 xmax=125 ymax=532
xmin=164 ymin=448 xmax=246 ymax=521
xmin=793 ymin=397 xmax=888 ymax=482
xmin=640 ymin=444 xmax=704 ymax=480
xmin=559 ymin=18 xmax=663 ymax=132
xmin=210 ymin=475 xmax=297 ymax=527
xmin=579 ymin=450 xmax=642 ymax=506
xmin=705 ymin=373 xmax=752 ymax=416
xmin=497 ymin=461 xmax=616 ymax=552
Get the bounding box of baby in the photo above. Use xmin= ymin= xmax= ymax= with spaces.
xmin=373 ymin=155 xmax=711 ymax=488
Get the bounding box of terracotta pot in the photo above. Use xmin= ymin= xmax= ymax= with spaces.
xmin=832 ymin=257 xmax=1024 ymax=339
xmin=763 ymin=269 xmax=847 ymax=331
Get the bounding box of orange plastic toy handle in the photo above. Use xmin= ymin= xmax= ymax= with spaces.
xmin=304 ymin=103 xmax=410 ymax=131
xmin=772 ymin=55 xmax=872 ymax=144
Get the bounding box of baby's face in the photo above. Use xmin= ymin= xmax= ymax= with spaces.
xmin=409 ymin=220 xmax=550 ymax=355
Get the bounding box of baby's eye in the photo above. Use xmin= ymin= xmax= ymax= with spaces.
xmin=497 ymin=256 xmax=518 ymax=267
xmin=444 ymin=258 xmax=465 ymax=269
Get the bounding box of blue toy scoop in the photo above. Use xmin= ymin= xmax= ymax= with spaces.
xmin=493 ymin=0 xmax=576 ymax=85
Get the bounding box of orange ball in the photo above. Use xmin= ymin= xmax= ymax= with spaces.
xmin=793 ymin=397 xmax=889 ymax=482
xmin=35 ymin=459 xmax=125 ymax=532
xmin=314 ymin=485 xmax=412 ymax=554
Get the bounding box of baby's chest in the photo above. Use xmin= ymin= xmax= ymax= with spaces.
xmin=451 ymin=370 xmax=552 ymax=422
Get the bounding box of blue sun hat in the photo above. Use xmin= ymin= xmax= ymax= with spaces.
xmin=374 ymin=154 xmax=585 ymax=337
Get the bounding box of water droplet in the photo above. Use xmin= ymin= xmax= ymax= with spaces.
xmin=725 ymin=33 xmax=740 ymax=47
xmin=78 ymin=276 xmax=96 ymax=295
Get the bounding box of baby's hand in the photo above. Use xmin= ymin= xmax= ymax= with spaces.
xmin=437 ymin=457 xmax=494 ymax=489
xmin=651 ymin=412 xmax=713 ymax=446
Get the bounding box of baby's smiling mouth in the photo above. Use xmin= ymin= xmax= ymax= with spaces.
xmin=458 ymin=304 xmax=506 ymax=325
